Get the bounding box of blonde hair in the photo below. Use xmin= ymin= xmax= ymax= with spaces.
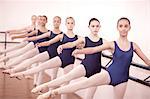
xmin=65 ymin=17 xmax=75 ymax=24
xmin=54 ymin=16 xmax=61 ymax=21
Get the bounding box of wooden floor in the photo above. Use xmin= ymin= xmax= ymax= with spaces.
xmin=0 ymin=69 xmax=82 ymax=99
xmin=0 ymin=70 xmax=37 ymax=99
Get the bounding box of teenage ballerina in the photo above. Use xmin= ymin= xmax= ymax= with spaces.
xmin=2 ymin=16 xmax=63 ymax=86
xmin=0 ymin=15 xmax=38 ymax=56
xmin=9 ymin=17 xmax=80 ymax=99
xmin=0 ymin=15 xmax=42 ymax=59
xmin=0 ymin=15 xmax=49 ymax=69
xmin=11 ymin=18 xmax=105 ymax=99
xmin=7 ymin=17 xmax=78 ymax=80
xmin=6 ymin=15 xmax=37 ymax=36
xmin=35 ymin=17 xmax=150 ymax=99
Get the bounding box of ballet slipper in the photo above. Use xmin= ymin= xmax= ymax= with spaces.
xmin=31 ymin=84 xmax=48 ymax=94
xmin=0 ymin=64 xmax=10 ymax=70
xmin=51 ymin=90 xmax=58 ymax=98
xmin=10 ymin=72 xmax=24 ymax=80
xmin=35 ymin=91 xmax=43 ymax=95
xmin=33 ymin=84 xmax=37 ymax=88
xmin=2 ymin=69 xmax=14 ymax=75
xmin=0 ymin=64 xmax=6 ymax=69
xmin=25 ymin=75 xmax=33 ymax=79
xmin=37 ymin=91 xmax=52 ymax=99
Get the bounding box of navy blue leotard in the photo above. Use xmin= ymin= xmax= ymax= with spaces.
xmin=28 ymin=27 xmax=36 ymax=38
xmin=33 ymin=30 xmax=49 ymax=44
xmin=107 ymin=41 xmax=133 ymax=86
xmin=47 ymin=31 xmax=62 ymax=58
xmin=33 ymin=30 xmax=50 ymax=53
xmin=81 ymin=37 xmax=103 ymax=78
xmin=59 ymin=34 xmax=78 ymax=68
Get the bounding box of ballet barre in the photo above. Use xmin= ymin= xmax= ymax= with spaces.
xmin=0 ymin=32 xmax=6 ymax=34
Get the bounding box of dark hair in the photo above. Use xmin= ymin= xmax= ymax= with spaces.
xmin=117 ymin=17 xmax=130 ymax=26
xmin=42 ymin=15 xmax=48 ymax=21
xmin=89 ymin=18 xmax=100 ymax=26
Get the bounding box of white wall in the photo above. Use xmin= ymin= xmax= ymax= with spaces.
xmin=0 ymin=0 xmax=150 ymax=64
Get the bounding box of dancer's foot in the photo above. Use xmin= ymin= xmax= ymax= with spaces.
xmin=25 ymin=75 xmax=33 ymax=79
xmin=10 ymin=72 xmax=24 ymax=80
xmin=37 ymin=91 xmax=52 ymax=99
xmin=31 ymin=84 xmax=48 ymax=94
xmin=2 ymin=69 xmax=14 ymax=74
xmin=0 ymin=64 xmax=6 ymax=69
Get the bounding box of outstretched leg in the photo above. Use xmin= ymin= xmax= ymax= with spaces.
xmin=3 ymin=51 xmax=49 ymax=74
xmin=51 ymin=70 xmax=110 ymax=96
xmin=10 ymin=56 xmax=62 ymax=77
xmin=31 ymin=64 xmax=86 ymax=94
xmin=5 ymin=48 xmax=39 ymax=68
xmin=0 ymin=42 xmax=35 ymax=62
xmin=0 ymin=41 xmax=28 ymax=54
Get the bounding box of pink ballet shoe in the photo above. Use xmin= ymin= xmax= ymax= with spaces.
xmin=31 ymin=84 xmax=48 ymax=94
xmin=37 ymin=91 xmax=52 ymax=99
xmin=25 ymin=75 xmax=33 ymax=79
xmin=2 ymin=69 xmax=14 ymax=75
xmin=10 ymin=73 xmax=24 ymax=80
xmin=0 ymin=64 xmax=10 ymax=70
xmin=0 ymin=64 xmax=6 ymax=69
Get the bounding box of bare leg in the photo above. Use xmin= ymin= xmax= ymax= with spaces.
xmin=0 ymin=41 xmax=28 ymax=54
xmin=113 ymin=82 xmax=127 ymax=99
xmin=84 ymin=87 xmax=97 ymax=99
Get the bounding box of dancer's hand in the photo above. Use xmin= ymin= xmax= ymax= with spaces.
xmin=11 ymin=36 xmax=16 ymax=40
xmin=36 ymin=43 xmax=41 ymax=47
xmin=23 ymin=37 xmax=29 ymax=41
xmin=36 ymin=42 xmax=48 ymax=47
xmin=57 ymin=45 xmax=63 ymax=54
xmin=72 ymin=49 xmax=80 ymax=57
